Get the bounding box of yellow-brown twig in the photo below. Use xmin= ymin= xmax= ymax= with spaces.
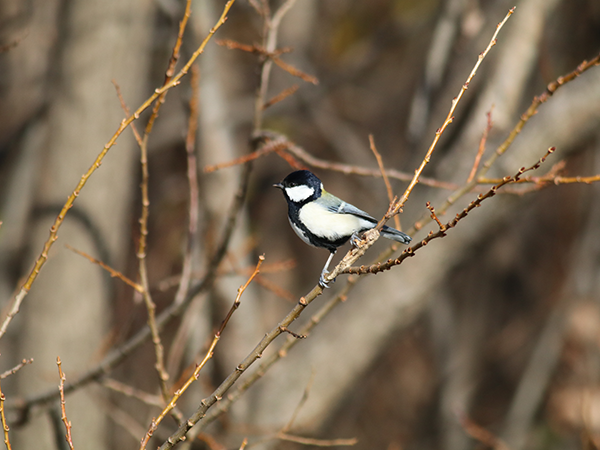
xmin=271 ymin=56 xmax=318 ymax=85
xmin=0 ymin=379 xmax=10 ymax=450
xmin=139 ymin=255 xmax=264 ymax=450
xmin=65 ymin=244 xmax=143 ymax=293
xmin=369 ymin=135 xmax=400 ymax=230
xmin=112 ymin=79 xmax=143 ymax=147
xmin=467 ymin=107 xmax=494 ymax=183
xmin=0 ymin=0 xmax=235 ymax=342
xmin=57 ymin=357 xmax=75 ymax=450
xmin=263 ymin=84 xmax=299 ymax=110
xmin=426 ymin=202 xmax=445 ymax=231
xmin=479 ymin=174 xmax=600 ymax=186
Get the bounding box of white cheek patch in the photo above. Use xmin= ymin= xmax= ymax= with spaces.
xmin=285 ymin=185 xmax=314 ymax=202
xmin=299 ymin=202 xmax=374 ymax=240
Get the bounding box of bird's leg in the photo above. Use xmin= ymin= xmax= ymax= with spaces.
xmin=319 ymin=251 xmax=336 ymax=288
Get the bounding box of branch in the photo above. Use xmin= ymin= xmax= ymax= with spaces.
xmin=343 ymin=148 xmax=555 ymax=276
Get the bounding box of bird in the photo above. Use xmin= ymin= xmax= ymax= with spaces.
xmin=274 ymin=170 xmax=411 ymax=288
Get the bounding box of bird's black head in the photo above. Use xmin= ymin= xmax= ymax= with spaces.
xmin=274 ymin=170 xmax=322 ymax=204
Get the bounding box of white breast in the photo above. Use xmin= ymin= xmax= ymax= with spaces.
xmin=298 ymin=202 xmax=374 ymax=240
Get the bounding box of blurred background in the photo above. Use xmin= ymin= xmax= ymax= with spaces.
xmin=1 ymin=0 xmax=600 ymax=449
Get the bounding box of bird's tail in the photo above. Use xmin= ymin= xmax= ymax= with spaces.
xmin=381 ymin=225 xmax=412 ymax=245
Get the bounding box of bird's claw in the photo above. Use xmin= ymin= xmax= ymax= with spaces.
xmin=319 ymin=271 xmax=336 ymax=289
xmin=350 ymin=232 xmax=361 ymax=249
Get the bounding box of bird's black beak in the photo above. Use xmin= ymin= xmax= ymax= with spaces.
xmin=273 ymin=183 xmax=283 ymax=189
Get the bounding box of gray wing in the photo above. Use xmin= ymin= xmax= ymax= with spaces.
xmin=322 ymin=191 xmax=377 ymax=223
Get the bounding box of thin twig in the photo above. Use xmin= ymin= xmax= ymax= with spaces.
xmin=369 ymin=135 xmax=400 ymax=230
xmin=479 ymin=174 xmax=600 ymax=186
xmin=271 ymin=57 xmax=318 ymax=84
xmin=467 ymin=106 xmax=493 ymax=183
xmin=173 ymin=63 xmax=201 ymax=307
xmin=112 ymin=79 xmax=143 ymax=147
xmin=0 ymin=359 xmax=33 ymax=379
xmin=426 ymin=202 xmax=445 ymax=231
xmin=279 ymin=326 xmax=306 ymax=339
xmin=57 ymin=357 xmax=75 ymax=450
xmin=282 ymin=371 xmax=315 ymax=432
xmin=263 ymin=84 xmax=299 ymax=110
xmin=0 ymin=379 xmax=10 ymax=450
xmin=101 ymin=379 xmax=163 ymax=408
xmin=65 ymin=244 xmax=143 ymax=293
xmin=277 ymin=433 xmax=358 ymax=447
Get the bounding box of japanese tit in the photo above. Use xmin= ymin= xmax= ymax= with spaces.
xmin=274 ymin=170 xmax=411 ymax=288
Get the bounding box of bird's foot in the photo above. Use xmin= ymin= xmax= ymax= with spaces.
xmin=350 ymin=232 xmax=362 ymax=249
xmin=319 ymin=270 xmax=336 ymax=289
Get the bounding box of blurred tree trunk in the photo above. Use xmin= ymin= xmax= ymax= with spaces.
xmin=0 ymin=0 xmax=154 ymax=448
